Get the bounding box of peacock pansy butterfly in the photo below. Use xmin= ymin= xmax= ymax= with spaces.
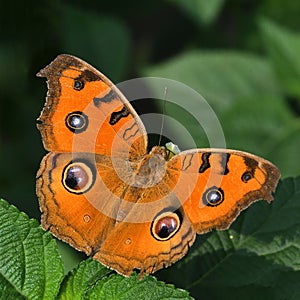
xmin=36 ymin=54 xmax=280 ymax=276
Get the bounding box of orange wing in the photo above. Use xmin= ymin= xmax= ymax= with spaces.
xmin=36 ymin=55 xmax=148 ymax=261
xmin=88 ymin=147 xmax=280 ymax=276
xmin=36 ymin=149 xmax=196 ymax=276
xmin=167 ymin=149 xmax=280 ymax=234
xmin=95 ymin=192 xmax=196 ymax=276
xmin=37 ymin=54 xmax=147 ymax=158
xmin=37 ymin=152 xmax=129 ymax=255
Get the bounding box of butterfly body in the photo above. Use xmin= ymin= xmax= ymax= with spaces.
xmin=36 ymin=54 xmax=280 ymax=276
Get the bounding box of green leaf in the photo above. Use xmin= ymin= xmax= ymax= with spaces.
xmin=157 ymin=176 xmax=300 ymax=299
xmin=143 ymin=50 xmax=281 ymax=113
xmin=59 ymin=259 xmax=193 ymax=300
xmin=60 ymin=5 xmax=131 ymax=82
xmin=0 ymin=199 xmax=64 ymax=299
xmin=169 ymin=0 xmax=225 ymax=26
xmin=269 ymin=119 xmax=300 ymax=177
xmin=219 ymin=94 xmax=300 ymax=177
xmin=260 ymin=19 xmax=300 ymax=98
xmin=58 ymin=259 xmax=112 ymax=300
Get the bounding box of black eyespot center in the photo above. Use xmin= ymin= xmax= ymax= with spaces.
xmin=241 ymin=171 xmax=254 ymax=183
xmin=151 ymin=211 xmax=181 ymax=241
xmin=74 ymin=79 xmax=85 ymax=91
xmin=62 ymin=160 xmax=95 ymax=194
xmin=203 ymin=186 xmax=224 ymax=207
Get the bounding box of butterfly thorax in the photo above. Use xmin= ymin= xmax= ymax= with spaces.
xmin=133 ymin=146 xmax=167 ymax=188
xmin=149 ymin=146 xmax=168 ymax=159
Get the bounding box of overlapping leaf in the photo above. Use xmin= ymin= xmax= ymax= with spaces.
xmin=0 ymin=199 xmax=64 ymax=299
xmin=58 ymin=259 xmax=193 ymax=300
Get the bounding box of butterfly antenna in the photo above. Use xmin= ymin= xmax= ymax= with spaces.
xmin=158 ymin=87 xmax=168 ymax=146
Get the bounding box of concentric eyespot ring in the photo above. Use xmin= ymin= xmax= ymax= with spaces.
xmin=62 ymin=160 xmax=95 ymax=194
xmin=65 ymin=111 xmax=89 ymax=133
xmin=73 ymin=79 xmax=85 ymax=90
xmin=151 ymin=211 xmax=181 ymax=241
xmin=202 ymin=186 xmax=224 ymax=207
xmin=241 ymin=171 xmax=254 ymax=183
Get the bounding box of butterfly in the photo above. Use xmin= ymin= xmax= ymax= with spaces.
xmin=36 ymin=54 xmax=280 ymax=276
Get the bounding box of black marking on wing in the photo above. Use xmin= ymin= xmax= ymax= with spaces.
xmin=181 ymin=154 xmax=193 ymax=171
xmin=45 ymin=154 xmax=59 ymax=197
xmin=199 ymin=152 xmax=211 ymax=173
xmin=93 ymin=89 xmax=117 ymax=107
xmin=220 ymin=153 xmax=230 ymax=175
xmin=109 ymin=106 xmax=130 ymax=125
xmin=123 ymin=122 xmax=139 ymax=140
xmin=243 ymin=156 xmax=259 ymax=170
xmin=76 ymin=69 xmax=101 ymax=82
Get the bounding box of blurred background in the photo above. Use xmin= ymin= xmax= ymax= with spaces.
xmin=1 ymin=0 xmax=300 ymax=286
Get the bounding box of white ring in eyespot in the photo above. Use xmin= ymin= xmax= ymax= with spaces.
xmin=62 ymin=161 xmax=94 ymax=194
xmin=202 ymin=186 xmax=224 ymax=206
xmin=151 ymin=211 xmax=181 ymax=241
